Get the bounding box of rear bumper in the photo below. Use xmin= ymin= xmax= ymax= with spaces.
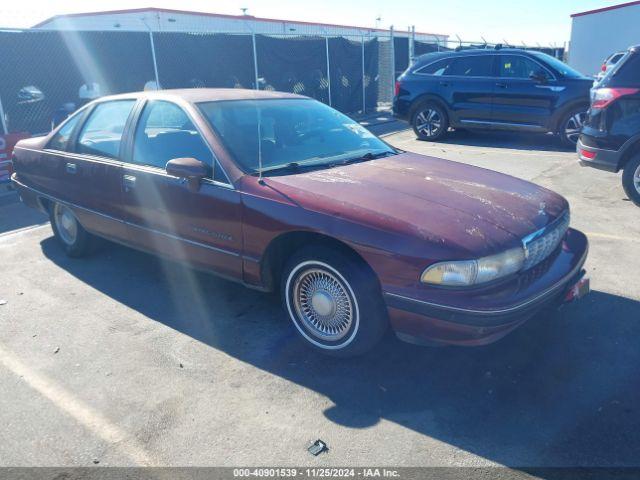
xmin=384 ymin=229 xmax=589 ymax=346
xmin=577 ymin=137 xmax=622 ymax=173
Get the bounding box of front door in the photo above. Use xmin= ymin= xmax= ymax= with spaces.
xmin=490 ymin=54 xmax=559 ymax=130
xmin=121 ymin=99 xmax=243 ymax=279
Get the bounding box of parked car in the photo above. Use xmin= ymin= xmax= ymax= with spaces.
xmin=578 ymin=45 xmax=640 ymax=206
xmin=393 ymin=47 xmax=593 ymax=147
xmin=12 ymin=89 xmax=589 ymax=356
xmin=594 ymin=51 xmax=625 ymax=83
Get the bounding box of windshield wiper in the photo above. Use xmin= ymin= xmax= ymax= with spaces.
xmin=330 ymin=150 xmax=395 ymax=167
xmin=259 ymin=162 xmax=327 ymax=176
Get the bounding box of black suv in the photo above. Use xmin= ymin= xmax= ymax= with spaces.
xmin=393 ymin=47 xmax=593 ymax=147
xmin=578 ymin=45 xmax=640 ymax=206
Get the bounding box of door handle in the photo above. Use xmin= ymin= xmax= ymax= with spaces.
xmin=439 ymin=81 xmax=450 ymax=87
xmin=66 ymin=162 xmax=77 ymax=174
xmin=495 ymin=82 xmax=508 ymax=89
xmin=123 ymin=175 xmax=137 ymax=191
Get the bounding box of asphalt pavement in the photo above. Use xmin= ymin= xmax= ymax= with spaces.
xmin=0 ymin=128 xmax=639 ymax=468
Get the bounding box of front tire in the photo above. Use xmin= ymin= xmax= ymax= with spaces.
xmin=412 ymin=102 xmax=449 ymax=141
xmin=49 ymin=202 xmax=94 ymax=257
xmin=559 ymin=106 xmax=588 ymax=148
xmin=281 ymin=246 xmax=388 ymax=357
xmin=622 ymin=153 xmax=640 ymax=207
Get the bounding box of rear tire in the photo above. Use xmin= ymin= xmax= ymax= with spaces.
xmin=558 ymin=106 xmax=588 ymax=148
xmin=281 ymin=245 xmax=388 ymax=357
xmin=412 ymin=101 xmax=449 ymax=141
xmin=49 ymin=201 xmax=94 ymax=257
xmin=622 ymin=153 xmax=640 ymax=207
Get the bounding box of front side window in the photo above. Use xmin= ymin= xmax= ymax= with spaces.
xmin=133 ymin=101 xmax=215 ymax=176
xmin=47 ymin=112 xmax=82 ymax=151
xmin=446 ymin=56 xmax=493 ymax=77
xmin=498 ymin=55 xmax=550 ymax=80
xmin=198 ymin=99 xmax=396 ymax=175
xmin=76 ymin=100 xmax=135 ymax=159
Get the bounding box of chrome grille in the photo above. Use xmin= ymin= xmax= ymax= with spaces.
xmin=522 ymin=211 xmax=570 ymax=270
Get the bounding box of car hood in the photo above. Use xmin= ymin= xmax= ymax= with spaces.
xmin=264 ymin=152 xmax=569 ymax=257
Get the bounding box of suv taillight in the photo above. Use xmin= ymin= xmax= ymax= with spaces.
xmin=394 ymin=81 xmax=401 ymax=97
xmin=591 ymin=87 xmax=640 ymax=109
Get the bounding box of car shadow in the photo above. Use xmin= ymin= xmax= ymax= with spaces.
xmin=424 ymin=129 xmax=575 ymax=153
xmin=0 ymin=192 xmax=48 ymax=235
xmin=40 ymin=237 xmax=640 ymax=467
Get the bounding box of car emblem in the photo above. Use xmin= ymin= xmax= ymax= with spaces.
xmin=538 ymin=202 xmax=547 ymax=216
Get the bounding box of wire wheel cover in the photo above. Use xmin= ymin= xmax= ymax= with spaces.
xmin=292 ymin=268 xmax=354 ymax=341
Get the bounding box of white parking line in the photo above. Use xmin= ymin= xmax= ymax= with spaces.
xmin=586 ymin=232 xmax=640 ymax=243
xmin=0 ymin=344 xmax=156 ymax=466
xmin=0 ymin=223 xmax=48 ymax=239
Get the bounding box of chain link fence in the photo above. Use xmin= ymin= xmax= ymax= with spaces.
xmin=0 ymin=28 xmax=564 ymax=136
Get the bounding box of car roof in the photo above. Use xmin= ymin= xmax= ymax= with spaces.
xmin=413 ymin=47 xmax=540 ymax=65
xmin=97 ymin=88 xmax=308 ymax=104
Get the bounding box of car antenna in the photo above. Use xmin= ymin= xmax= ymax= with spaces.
xmin=257 ymin=104 xmax=265 ymax=185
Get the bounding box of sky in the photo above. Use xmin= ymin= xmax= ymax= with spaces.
xmin=0 ymin=0 xmax=626 ymax=45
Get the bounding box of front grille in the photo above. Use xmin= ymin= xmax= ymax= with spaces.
xmin=522 ymin=211 xmax=570 ymax=270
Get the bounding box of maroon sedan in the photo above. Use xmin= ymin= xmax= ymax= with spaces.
xmin=11 ymin=89 xmax=589 ymax=356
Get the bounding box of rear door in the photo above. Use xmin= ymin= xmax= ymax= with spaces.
xmin=490 ymin=54 xmax=559 ymax=130
xmin=121 ymin=99 xmax=243 ymax=279
xmin=439 ymin=54 xmax=495 ymax=125
xmin=65 ymin=99 xmax=136 ymax=240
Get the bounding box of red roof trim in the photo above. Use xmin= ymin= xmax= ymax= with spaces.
xmin=571 ymin=0 xmax=640 ymax=17
xmin=32 ymin=7 xmax=447 ymax=37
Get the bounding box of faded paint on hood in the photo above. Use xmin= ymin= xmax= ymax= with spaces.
xmin=263 ymin=152 xmax=568 ymax=257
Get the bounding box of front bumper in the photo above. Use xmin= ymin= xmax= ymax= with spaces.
xmin=384 ymin=228 xmax=589 ymax=346
xmin=577 ymin=137 xmax=622 ymax=173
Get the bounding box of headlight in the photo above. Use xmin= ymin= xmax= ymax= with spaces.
xmin=420 ymin=247 xmax=525 ymax=287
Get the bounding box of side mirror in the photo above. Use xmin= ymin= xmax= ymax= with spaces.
xmin=529 ymin=70 xmax=548 ymax=84
xmin=166 ymin=157 xmax=208 ymax=191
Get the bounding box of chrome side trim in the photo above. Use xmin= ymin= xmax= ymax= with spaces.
xmin=459 ymin=119 xmax=545 ymax=130
xmin=11 ymin=177 xmax=240 ymax=258
xmin=384 ymin=246 xmax=587 ymax=316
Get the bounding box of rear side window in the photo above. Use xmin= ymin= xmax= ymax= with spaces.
xmin=415 ymin=58 xmax=452 ymax=76
xmin=47 ymin=113 xmax=82 ymax=151
xmin=75 ymin=100 xmax=136 ymax=159
xmin=606 ymin=51 xmax=640 ymax=87
xmin=446 ymin=56 xmax=493 ymax=77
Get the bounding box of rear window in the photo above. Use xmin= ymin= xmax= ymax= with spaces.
xmin=603 ymin=50 xmax=640 ymax=87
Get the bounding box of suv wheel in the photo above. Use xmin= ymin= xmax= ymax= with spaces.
xmin=412 ymin=102 xmax=449 ymax=141
xmin=559 ymin=107 xmax=587 ymax=147
xmin=50 ymin=201 xmax=94 ymax=257
xmin=281 ymin=245 xmax=388 ymax=357
xmin=622 ymin=153 xmax=640 ymax=207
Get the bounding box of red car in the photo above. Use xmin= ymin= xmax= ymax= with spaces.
xmin=11 ymin=89 xmax=589 ymax=356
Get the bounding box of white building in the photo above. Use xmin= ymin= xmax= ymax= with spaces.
xmin=569 ymin=1 xmax=640 ymax=76
xmin=33 ymin=7 xmax=447 ymax=43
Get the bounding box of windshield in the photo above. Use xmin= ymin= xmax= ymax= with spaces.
xmin=198 ymin=99 xmax=396 ymax=175
xmin=530 ymin=52 xmax=585 ymax=79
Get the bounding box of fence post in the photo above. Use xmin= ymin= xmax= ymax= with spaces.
xmin=252 ymin=33 xmax=259 ymax=90
xmin=361 ymin=34 xmax=366 ymax=114
xmin=148 ymin=31 xmax=160 ymax=89
xmin=0 ymin=94 xmax=7 ymax=135
xmin=389 ymin=26 xmax=395 ymax=104
xmin=325 ymin=36 xmax=332 ymax=107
